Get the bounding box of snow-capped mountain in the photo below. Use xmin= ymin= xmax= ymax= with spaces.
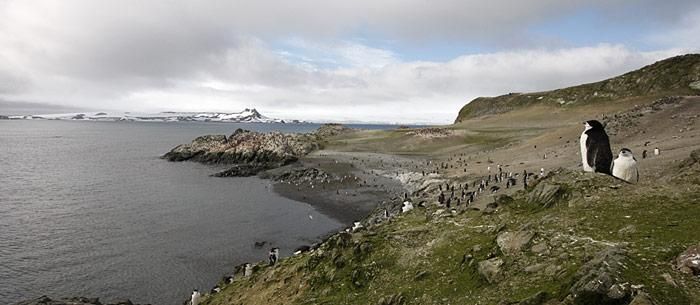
xmin=3 ymin=108 xmax=294 ymax=123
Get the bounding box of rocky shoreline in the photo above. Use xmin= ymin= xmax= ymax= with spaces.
xmin=162 ymin=124 xmax=355 ymax=177
xmin=15 ymin=296 xmax=149 ymax=305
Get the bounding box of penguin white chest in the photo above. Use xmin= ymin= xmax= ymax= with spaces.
xmin=612 ymin=157 xmax=638 ymax=183
xmin=580 ymin=131 xmax=593 ymax=172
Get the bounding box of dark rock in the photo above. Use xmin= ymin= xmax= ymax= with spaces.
xmin=376 ymin=293 xmax=405 ymax=305
xmin=353 ymin=241 xmax=373 ymax=257
xmin=569 ymin=246 xmax=631 ymax=305
xmin=15 ymin=296 xmax=143 ymax=305
xmin=527 ymin=182 xmax=566 ymax=208
xmin=414 ymin=270 xmax=429 ymax=281
xmin=518 ymin=291 xmax=549 ymax=305
xmin=212 ymin=163 xmax=272 ymax=177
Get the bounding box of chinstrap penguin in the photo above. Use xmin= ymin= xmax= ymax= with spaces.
xmin=190 ymin=289 xmax=201 ymax=305
xmin=611 ymin=148 xmax=639 ymax=183
xmin=580 ymin=120 xmax=613 ymax=174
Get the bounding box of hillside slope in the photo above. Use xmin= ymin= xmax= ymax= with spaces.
xmin=194 ymin=95 xmax=700 ymax=305
xmin=455 ymin=54 xmax=700 ymax=123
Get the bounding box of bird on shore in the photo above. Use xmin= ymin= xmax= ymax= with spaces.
xmin=190 ymin=289 xmax=201 ymax=305
xmin=244 ymin=263 xmax=253 ymax=277
xmin=611 ymin=148 xmax=639 ymax=183
xmin=580 ymin=120 xmax=613 ymax=174
xmin=402 ymin=201 xmax=414 ymax=213
xmin=268 ymin=248 xmax=280 ymax=266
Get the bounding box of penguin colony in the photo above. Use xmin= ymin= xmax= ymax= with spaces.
xmin=190 ymin=118 xmax=652 ymax=302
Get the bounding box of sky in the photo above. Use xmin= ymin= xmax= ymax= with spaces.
xmin=1 ymin=1 xmax=699 ymax=124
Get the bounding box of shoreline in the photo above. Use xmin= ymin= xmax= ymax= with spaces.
xmin=263 ymin=150 xmax=416 ymax=226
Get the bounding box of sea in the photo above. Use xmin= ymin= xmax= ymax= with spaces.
xmin=0 ymin=120 xmax=397 ymax=305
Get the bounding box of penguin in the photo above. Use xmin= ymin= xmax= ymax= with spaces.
xmin=244 ymin=263 xmax=253 ymax=277
xmin=611 ymin=148 xmax=639 ymax=183
xmin=351 ymin=221 xmax=364 ymax=232
xmin=654 ymin=147 xmax=660 ymax=156
xmin=191 ymin=289 xmax=201 ymax=305
xmin=580 ymin=120 xmax=613 ymax=174
xmin=401 ymin=201 xmax=414 ymax=213
xmin=268 ymin=247 xmax=280 ymax=265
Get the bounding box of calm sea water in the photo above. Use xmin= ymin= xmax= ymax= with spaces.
xmin=0 ymin=120 xmax=396 ymax=305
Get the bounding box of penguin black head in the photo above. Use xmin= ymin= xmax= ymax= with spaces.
xmin=584 ymin=120 xmax=605 ymax=130
xmin=618 ymin=148 xmax=634 ymax=157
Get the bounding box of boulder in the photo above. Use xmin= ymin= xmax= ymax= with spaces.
xmin=376 ymin=293 xmax=405 ymax=305
xmin=212 ymin=163 xmax=272 ymax=177
xmin=628 ymin=292 xmax=655 ymax=305
xmin=676 ymin=243 xmax=700 ymax=275
xmin=569 ymin=246 xmax=631 ymax=305
xmin=518 ymin=291 xmax=549 ymax=305
xmin=478 ymin=257 xmax=504 ymax=284
xmin=527 ymin=182 xmax=565 ymax=208
xmin=497 ymin=230 xmax=535 ymax=255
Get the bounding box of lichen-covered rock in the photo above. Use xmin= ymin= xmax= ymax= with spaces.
xmin=628 ymin=292 xmax=655 ymax=305
xmin=568 ymin=246 xmax=631 ymax=305
xmin=497 ymin=230 xmax=535 ymax=255
xmin=162 ymin=129 xmax=320 ymax=165
xmin=478 ymin=257 xmax=504 ymax=284
xmin=315 ymin=123 xmax=356 ymax=138
xmin=527 ymin=182 xmax=565 ymax=208
xmin=676 ymin=243 xmax=700 ymax=275
xmin=376 ymin=293 xmax=405 ymax=305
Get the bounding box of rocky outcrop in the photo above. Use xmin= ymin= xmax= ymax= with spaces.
xmin=568 ymin=246 xmax=631 ymax=305
xmin=497 ymin=230 xmax=535 ymax=255
xmin=162 ymin=129 xmax=321 ymax=168
xmin=676 ymin=243 xmax=700 ymax=275
xmin=478 ymin=257 xmax=504 ymax=284
xmin=314 ymin=123 xmax=356 ymax=138
xmin=15 ymin=296 xmax=148 ymax=305
xmin=527 ymin=182 xmax=566 ymax=208
xmin=212 ymin=163 xmax=273 ymax=177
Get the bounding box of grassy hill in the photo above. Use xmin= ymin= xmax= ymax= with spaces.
xmin=455 ymin=54 xmax=700 ymax=123
xmin=190 ymin=55 xmax=700 ymax=305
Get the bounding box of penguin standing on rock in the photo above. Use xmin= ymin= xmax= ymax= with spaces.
xmin=611 ymin=148 xmax=639 ymax=183
xmin=580 ymin=120 xmax=613 ymax=174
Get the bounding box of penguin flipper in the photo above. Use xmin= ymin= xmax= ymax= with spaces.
xmin=610 ymin=159 xmax=615 ymax=175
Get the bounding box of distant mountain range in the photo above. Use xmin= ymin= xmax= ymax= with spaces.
xmin=0 ymin=108 xmax=305 ymax=124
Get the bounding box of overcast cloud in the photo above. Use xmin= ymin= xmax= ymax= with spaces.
xmin=0 ymin=0 xmax=699 ymax=123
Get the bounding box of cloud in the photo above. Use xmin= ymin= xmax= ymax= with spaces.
xmin=0 ymin=0 xmax=699 ymax=123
